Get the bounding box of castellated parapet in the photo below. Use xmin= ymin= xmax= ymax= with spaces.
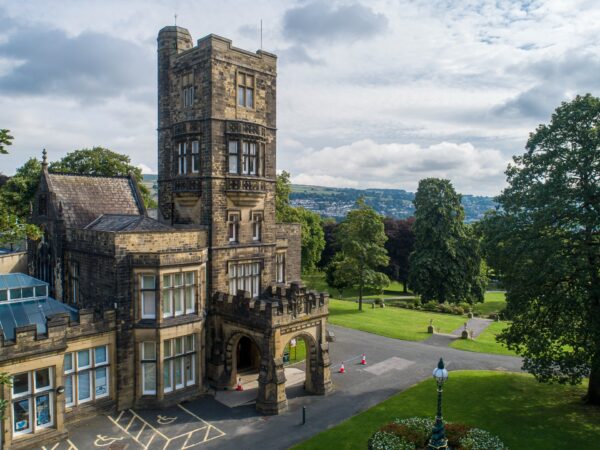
xmin=212 ymin=282 xmax=329 ymax=327
xmin=0 ymin=309 xmax=116 ymax=362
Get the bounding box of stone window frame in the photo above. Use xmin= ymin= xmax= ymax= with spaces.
xmin=236 ymin=71 xmax=255 ymax=109
xmin=161 ymin=269 xmax=197 ymax=318
xmin=276 ymin=252 xmax=286 ymax=284
xmin=227 ymin=138 xmax=261 ymax=176
xmin=163 ymin=334 xmax=196 ymax=394
xmin=177 ymin=142 xmax=187 ymax=175
xmin=11 ymin=367 xmax=55 ymax=436
xmin=251 ymin=211 xmax=263 ymax=242
xmin=64 ymin=345 xmax=110 ymax=409
xmin=141 ymin=342 xmax=157 ymax=396
xmin=182 ymin=72 xmax=194 ymax=108
xmin=228 ymin=260 xmax=261 ymax=299
xmin=191 ymin=140 xmax=200 ymax=173
xmin=139 ymin=273 xmax=157 ymax=320
xmin=228 ymin=211 xmax=241 ymax=244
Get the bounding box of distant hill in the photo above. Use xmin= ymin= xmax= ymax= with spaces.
xmin=290 ymin=184 xmax=497 ymax=222
xmin=142 ymin=175 xmax=497 ymax=222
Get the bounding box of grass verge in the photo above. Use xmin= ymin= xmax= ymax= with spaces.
xmin=293 ymin=371 xmax=600 ymax=450
xmin=450 ymin=321 xmax=517 ymax=356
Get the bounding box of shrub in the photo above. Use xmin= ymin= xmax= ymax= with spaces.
xmin=459 ymin=428 xmax=506 ymax=450
xmin=423 ymin=301 xmax=438 ymax=311
xmin=368 ymin=431 xmax=415 ymax=450
xmin=412 ymin=298 xmax=422 ymax=307
xmin=445 ymin=422 xmax=471 ymax=447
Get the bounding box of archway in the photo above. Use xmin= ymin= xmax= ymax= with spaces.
xmin=282 ymin=333 xmax=317 ymax=399
xmin=236 ymin=336 xmax=261 ymax=373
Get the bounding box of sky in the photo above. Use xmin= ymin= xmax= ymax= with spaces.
xmin=0 ymin=0 xmax=599 ymax=196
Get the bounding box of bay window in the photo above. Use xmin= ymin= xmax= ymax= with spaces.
xmin=228 ymin=261 xmax=261 ymax=298
xmin=140 ymin=274 xmax=156 ymax=319
xmin=192 ymin=140 xmax=200 ymax=173
xmin=228 ymin=141 xmax=239 ymax=174
xmin=162 ymin=271 xmax=196 ymax=318
xmin=141 ymin=342 xmax=156 ymax=395
xmin=242 ymin=142 xmax=257 ymax=175
xmin=163 ymin=334 xmax=196 ymax=393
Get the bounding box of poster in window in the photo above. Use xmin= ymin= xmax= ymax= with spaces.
xmin=14 ymin=399 xmax=30 ymax=431
xmin=36 ymin=394 xmax=51 ymax=426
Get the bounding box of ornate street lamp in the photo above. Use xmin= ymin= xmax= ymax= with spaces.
xmin=428 ymin=358 xmax=449 ymax=450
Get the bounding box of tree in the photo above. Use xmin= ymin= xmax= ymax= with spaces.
xmin=383 ymin=217 xmax=415 ymax=293
xmin=317 ymin=218 xmax=339 ymax=270
xmin=0 ymin=158 xmax=42 ymax=219
xmin=275 ymin=171 xmax=325 ymax=273
xmin=0 ymin=129 xmax=13 ymax=154
xmin=0 ymin=210 xmax=42 ymax=248
xmin=408 ymin=178 xmax=485 ymax=304
xmin=482 ymin=94 xmax=600 ymax=404
xmin=325 ymin=253 xmax=353 ymax=298
xmin=49 ymin=147 xmax=156 ymax=208
xmin=336 ymin=198 xmax=389 ymax=311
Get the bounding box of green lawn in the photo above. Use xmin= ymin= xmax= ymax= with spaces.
xmin=474 ymin=291 xmax=507 ymax=316
xmin=284 ymin=338 xmax=307 ymax=364
xmin=450 ymin=321 xmax=517 ymax=356
xmin=304 ymin=273 xmax=408 ymax=299
xmin=329 ymin=299 xmax=465 ymax=341
xmin=294 ymin=371 xmax=600 ymax=450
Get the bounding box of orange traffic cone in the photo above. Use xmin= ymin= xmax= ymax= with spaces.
xmin=339 ymin=362 xmax=345 ymax=373
xmin=361 ymin=354 xmax=367 ymax=365
xmin=235 ymin=377 xmax=244 ymax=391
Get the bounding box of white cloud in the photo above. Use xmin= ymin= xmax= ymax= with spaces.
xmin=290 ymin=140 xmax=510 ymax=196
xmin=136 ymin=163 xmax=155 ymax=174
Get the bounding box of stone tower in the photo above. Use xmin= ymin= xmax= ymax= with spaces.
xmin=157 ymin=26 xmax=282 ymax=297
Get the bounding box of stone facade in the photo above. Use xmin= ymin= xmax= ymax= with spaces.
xmin=11 ymin=24 xmax=331 ymax=450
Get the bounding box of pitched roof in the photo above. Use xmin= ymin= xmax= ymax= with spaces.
xmin=46 ymin=173 xmax=145 ymax=229
xmin=85 ymin=214 xmax=173 ymax=232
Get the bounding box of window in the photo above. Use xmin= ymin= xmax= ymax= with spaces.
xmin=228 ymin=212 xmax=240 ymax=243
xmin=70 ymin=261 xmax=79 ymax=304
xmin=242 ymin=142 xmax=257 ymax=175
xmin=252 ymin=212 xmax=262 ymax=242
xmin=191 ymin=141 xmax=200 ymax=173
xmin=276 ymin=253 xmax=286 ymax=284
xmin=163 ymin=335 xmax=196 ymax=393
xmin=162 ymin=271 xmax=196 ymax=318
xmin=141 ymin=342 xmax=156 ymax=395
xmin=182 ymin=72 xmax=194 ymax=108
xmin=12 ymin=368 xmax=54 ymax=435
xmin=140 ymin=274 xmax=156 ymax=319
xmin=237 ymin=72 xmax=254 ymax=108
xmin=178 ymin=142 xmax=187 ymax=175
xmin=64 ymin=345 xmax=110 ymax=408
xmin=228 ymin=141 xmax=239 ymax=174
xmin=228 ymin=262 xmax=261 ymax=298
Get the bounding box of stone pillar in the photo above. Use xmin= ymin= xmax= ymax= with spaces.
xmin=256 ymin=355 xmax=287 ymax=415
xmin=308 ymin=341 xmax=333 ymax=395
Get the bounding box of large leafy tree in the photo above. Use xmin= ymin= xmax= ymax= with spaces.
xmin=336 ymin=198 xmax=389 ymax=311
xmin=408 ymin=178 xmax=485 ymax=304
xmin=383 ymin=217 xmax=415 ymax=293
xmin=0 ymin=129 xmax=13 ymax=154
xmin=275 ymin=171 xmax=325 ymax=273
xmin=317 ymin=218 xmax=339 ymax=270
xmin=0 ymin=210 xmax=42 ymax=248
xmin=483 ymin=94 xmax=600 ymax=404
xmin=0 ymin=148 xmax=156 ymax=219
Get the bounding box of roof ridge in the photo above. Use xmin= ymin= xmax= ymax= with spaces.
xmin=48 ymin=171 xmax=131 ymax=179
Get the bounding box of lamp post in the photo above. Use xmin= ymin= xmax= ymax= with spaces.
xmin=428 ymin=358 xmax=449 ymax=450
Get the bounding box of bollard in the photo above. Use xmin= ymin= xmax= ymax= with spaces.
xmin=302 ymin=406 xmax=306 ymax=425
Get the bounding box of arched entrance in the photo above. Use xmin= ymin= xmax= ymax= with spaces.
xmin=236 ymin=336 xmax=260 ymax=373
xmin=282 ymin=333 xmax=318 ymax=398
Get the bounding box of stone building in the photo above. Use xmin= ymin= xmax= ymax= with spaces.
xmin=0 ymin=25 xmax=332 ymax=449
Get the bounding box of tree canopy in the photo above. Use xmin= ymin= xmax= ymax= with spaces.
xmin=335 ymin=198 xmax=389 ymax=310
xmin=408 ymin=178 xmax=485 ymax=304
xmin=483 ymin=94 xmax=600 ymax=404
xmin=275 ymin=171 xmax=325 ymax=273
xmin=383 ymin=217 xmax=415 ymax=293
xmin=0 ymin=129 xmax=13 ymax=155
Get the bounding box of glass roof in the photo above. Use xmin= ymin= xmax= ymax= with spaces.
xmin=0 ymin=273 xmax=48 ymax=290
xmin=0 ymin=297 xmax=79 ymax=340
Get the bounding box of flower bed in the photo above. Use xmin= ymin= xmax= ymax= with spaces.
xmin=368 ymin=417 xmax=506 ymax=450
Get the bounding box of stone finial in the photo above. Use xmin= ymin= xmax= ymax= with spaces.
xmin=42 ymin=148 xmax=48 ymax=168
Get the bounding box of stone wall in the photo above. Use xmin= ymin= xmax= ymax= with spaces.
xmin=0 ymin=251 xmax=27 ymax=274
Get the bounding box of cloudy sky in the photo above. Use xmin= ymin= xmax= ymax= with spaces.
xmin=1 ymin=0 xmax=599 ymax=196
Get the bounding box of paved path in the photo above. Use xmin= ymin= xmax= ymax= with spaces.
xmin=39 ymin=325 xmax=522 ymax=450
xmin=452 ymin=317 xmax=494 ymax=338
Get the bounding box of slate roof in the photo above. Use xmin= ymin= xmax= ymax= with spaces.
xmin=85 ymin=214 xmax=173 ymax=232
xmin=46 ymin=173 xmax=144 ymax=229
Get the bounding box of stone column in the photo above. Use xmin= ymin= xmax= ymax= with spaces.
xmin=256 ymin=355 xmax=287 ymax=415
xmin=309 ymin=341 xmax=333 ymax=395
